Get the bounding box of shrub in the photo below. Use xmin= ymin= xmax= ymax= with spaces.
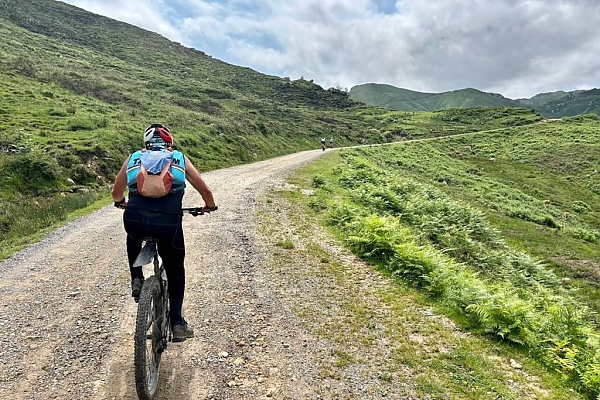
xmin=6 ymin=151 xmax=63 ymax=194
xmin=47 ymin=108 xmax=67 ymax=117
xmin=55 ymin=152 xmax=81 ymax=169
xmin=10 ymin=56 xmax=37 ymax=77
xmin=312 ymin=174 xmax=327 ymax=188
xmin=308 ymin=196 xmax=327 ymax=211
xmin=572 ymin=200 xmax=591 ymax=213
xmin=563 ymin=227 xmax=600 ymax=243
xmin=70 ymin=164 xmax=98 ymax=185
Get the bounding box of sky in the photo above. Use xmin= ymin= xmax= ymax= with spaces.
xmin=60 ymin=0 xmax=600 ymax=99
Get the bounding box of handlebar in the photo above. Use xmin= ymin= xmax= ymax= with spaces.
xmin=182 ymin=206 xmax=218 ymax=216
xmin=113 ymin=200 xmax=218 ymax=216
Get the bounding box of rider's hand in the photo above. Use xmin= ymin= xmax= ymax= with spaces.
xmin=114 ymin=198 xmax=128 ymax=209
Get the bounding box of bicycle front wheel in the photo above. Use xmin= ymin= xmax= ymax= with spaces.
xmin=134 ymin=276 xmax=164 ymax=400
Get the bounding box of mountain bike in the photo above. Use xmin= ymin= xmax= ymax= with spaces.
xmin=133 ymin=206 xmax=217 ymax=400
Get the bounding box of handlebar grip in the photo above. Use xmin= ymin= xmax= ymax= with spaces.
xmin=181 ymin=206 xmax=218 ymax=216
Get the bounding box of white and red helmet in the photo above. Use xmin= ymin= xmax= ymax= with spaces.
xmin=143 ymin=123 xmax=173 ymax=149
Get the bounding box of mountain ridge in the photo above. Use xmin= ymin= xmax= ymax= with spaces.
xmin=349 ymin=83 xmax=600 ymax=117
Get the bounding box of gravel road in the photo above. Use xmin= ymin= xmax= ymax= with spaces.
xmin=0 ymin=149 xmax=332 ymax=400
xmin=1 ymin=141 xmax=572 ymax=400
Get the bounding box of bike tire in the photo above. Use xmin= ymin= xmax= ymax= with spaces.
xmin=134 ymin=276 xmax=163 ymax=400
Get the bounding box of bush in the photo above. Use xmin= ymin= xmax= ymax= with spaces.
xmin=572 ymin=200 xmax=591 ymax=213
xmin=308 ymin=196 xmax=327 ymax=211
xmin=47 ymin=108 xmax=67 ymax=117
xmin=55 ymin=152 xmax=81 ymax=169
xmin=5 ymin=151 xmax=64 ymax=194
xmin=70 ymin=164 xmax=97 ymax=185
xmin=312 ymin=174 xmax=327 ymax=188
xmin=10 ymin=56 xmax=37 ymax=77
xmin=563 ymin=227 xmax=600 ymax=243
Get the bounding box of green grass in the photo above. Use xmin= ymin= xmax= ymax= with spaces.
xmin=275 ymin=239 xmax=295 ymax=249
xmin=281 ymin=115 xmax=600 ymax=398
xmin=0 ymin=190 xmax=111 ymax=261
xmin=264 ymin=153 xmax=582 ymax=399
xmin=3 ymin=1 xmax=600 ymax=397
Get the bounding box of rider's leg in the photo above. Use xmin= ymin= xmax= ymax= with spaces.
xmin=163 ymin=256 xmax=185 ymax=326
xmin=126 ymin=235 xmax=144 ymax=279
xmin=159 ymin=224 xmax=194 ymax=341
xmin=155 ymin=216 xmax=186 ymax=327
xmin=123 ymin=210 xmax=147 ymax=281
xmin=123 ymin=211 xmax=151 ymax=300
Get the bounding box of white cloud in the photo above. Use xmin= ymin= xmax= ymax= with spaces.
xmin=61 ymin=0 xmax=188 ymax=44
xmin=60 ymin=0 xmax=600 ymax=98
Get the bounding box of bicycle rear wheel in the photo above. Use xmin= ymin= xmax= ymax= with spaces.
xmin=134 ymin=276 xmax=164 ymax=400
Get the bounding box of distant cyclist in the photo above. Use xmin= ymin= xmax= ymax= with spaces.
xmin=329 ymin=137 xmax=334 ymax=148
xmin=320 ymin=137 xmax=326 ymax=151
xmin=111 ymin=123 xmax=216 ymax=342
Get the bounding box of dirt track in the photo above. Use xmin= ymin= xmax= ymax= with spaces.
xmin=0 ymin=149 xmax=328 ymax=400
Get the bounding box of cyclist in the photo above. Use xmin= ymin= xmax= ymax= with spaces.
xmin=111 ymin=123 xmax=216 ymax=342
xmin=320 ymin=137 xmax=326 ymax=151
xmin=329 ymin=137 xmax=334 ymax=148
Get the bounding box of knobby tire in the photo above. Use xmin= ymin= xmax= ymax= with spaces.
xmin=134 ymin=276 xmax=162 ymax=400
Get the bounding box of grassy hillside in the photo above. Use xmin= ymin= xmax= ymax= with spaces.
xmin=349 ymin=83 xmax=525 ymax=111
xmin=0 ymin=0 xmax=369 ymax=174
xmin=518 ymin=89 xmax=600 ymax=118
xmin=0 ymin=0 xmax=375 ymax=253
xmin=347 ymin=106 xmax=543 ymax=141
xmin=295 ymin=114 xmax=600 ymax=398
xmin=346 ymin=83 xmax=434 ymax=110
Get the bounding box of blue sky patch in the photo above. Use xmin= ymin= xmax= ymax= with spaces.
xmin=373 ymin=0 xmax=397 ymax=15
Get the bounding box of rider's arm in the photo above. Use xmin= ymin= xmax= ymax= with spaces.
xmin=184 ymin=156 xmax=216 ymax=209
xmin=111 ymin=156 xmax=130 ymax=203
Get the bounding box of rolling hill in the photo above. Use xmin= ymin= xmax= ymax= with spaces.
xmin=349 ymin=83 xmax=600 ymax=117
xmin=349 ymin=83 xmax=526 ymax=112
xmin=517 ymin=88 xmax=600 ymax=118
